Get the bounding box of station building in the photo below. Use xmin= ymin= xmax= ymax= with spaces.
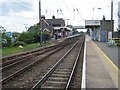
xmin=40 ymin=15 xmax=72 ymax=39
xmin=85 ymin=16 xmax=114 ymax=42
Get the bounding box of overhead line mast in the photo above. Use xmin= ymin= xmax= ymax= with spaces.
xmin=39 ymin=0 xmax=42 ymax=46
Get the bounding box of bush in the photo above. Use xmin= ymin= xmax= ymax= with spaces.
xmin=13 ymin=41 xmax=26 ymax=47
xmin=18 ymin=32 xmax=34 ymax=44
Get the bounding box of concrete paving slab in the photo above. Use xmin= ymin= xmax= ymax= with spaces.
xmin=86 ymin=35 xmax=118 ymax=89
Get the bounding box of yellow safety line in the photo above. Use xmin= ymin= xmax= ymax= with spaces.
xmin=91 ymin=41 xmax=119 ymax=71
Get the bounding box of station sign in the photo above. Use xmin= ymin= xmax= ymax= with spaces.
xmin=6 ymin=32 xmax=12 ymax=38
xmin=85 ymin=20 xmax=100 ymax=26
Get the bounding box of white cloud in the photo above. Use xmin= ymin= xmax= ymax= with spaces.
xmin=0 ymin=0 xmax=39 ymax=32
xmin=0 ymin=0 xmax=119 ymax=32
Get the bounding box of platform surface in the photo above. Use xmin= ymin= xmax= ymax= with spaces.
xmin=86 ymin=35 xmax=119 ymax=89
xmin=95 ymin=41 xmax=119 ymax=69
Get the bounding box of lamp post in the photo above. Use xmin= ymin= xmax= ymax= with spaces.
xmin=111 ymin=0 xmax=113 ymax=38
xmin=51 ymin=20 xmax=54 ymax=38
xmin=98 ymin=8 xmax=104 ymax=31
xmin=92 ymin=8 xmax=94 ymax=20
xmin=66 ymin=19 xmax=70 ymax=26
xmin=98 ymin=8 xmax=105 ymax=42
xmin=98 ymin=8 xmax=104 ymax=16
xmin=24 ymin=24 xmax=28 ymax=31
xmin=73 ymin=9 xmax=75 ymax=20
xmin=57 ymin=9 xmax=59 ymax=18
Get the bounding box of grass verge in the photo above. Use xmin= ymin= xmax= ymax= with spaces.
xmin=1 ymin=42 xmax=51 ymax=57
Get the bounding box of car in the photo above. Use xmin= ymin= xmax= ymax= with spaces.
xmin=112 ymin=38 xmax=120 ymax=46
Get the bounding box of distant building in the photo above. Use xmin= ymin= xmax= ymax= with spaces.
xmin=40 ymin=15 xmax=72 ymax=38
xmin=85 ymin=17 xmax=114 ymax=42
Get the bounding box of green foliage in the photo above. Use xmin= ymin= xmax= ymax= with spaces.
xmin=32 ymin=24 xmax=40 ymax=43
xmin=33 ymin=24 xmax=40 ymax=31
xmin=33 ymin=31 xmax=40 ymax=43
xmin=18 ymin=32 xmax=34 ymax=44
xmin=25 ymin=24 xmax=40 ymax=43
xmin=12 ymin=41 xmax=26 ymax=47
xmin=17 ymin=24 xmax=50 ymax=44
xmin=42 ymin=31 xmax=49 ymax=36
xmin=12 ymin=32 xmax=20 ymax=37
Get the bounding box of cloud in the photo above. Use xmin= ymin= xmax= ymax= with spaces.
xmin=0 ymin=0 xmax=33 ymax=16
xmin=0 ymin=0 xmax=39 ymax=32
xmin=0 ymin=0 xmax=119 ymax=32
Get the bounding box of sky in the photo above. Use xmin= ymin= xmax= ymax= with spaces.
xmin=0 ymin=0 xmax=119 ymax=33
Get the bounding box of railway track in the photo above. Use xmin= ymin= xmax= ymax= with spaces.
xmin=1 ymin=35 xmax=81 ymax=86
xmin=2 ymin=35 xmax=80 ymax=67
xmin=1 ymin=36 xmax=79 ymax=71
xmin=2 ymin=47 xmax=59 ymax=71
xmin=1 ymin=48 xmax=61 ymax=85
xmin=31 ymin=36 xmax=85 ymax=89
xmin=2 ymin=40 xmax=68 ymax=67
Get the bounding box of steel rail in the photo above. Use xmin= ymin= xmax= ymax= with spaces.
xmin=2 ymin=39 xmax=68 ymax=66
xmin=2 ymin=38 xmax=74 ymax=70
xmin=2 ymin=39 xmax=72 ymax=70
xmin=1 ymin=47 xmax=62 ymax=85
xmin=1 ymin=38 xmax=76 ymax=85
xmin=31 ymin=39 xmax=80 ymax=90
xmin=66 ymin=37 xmax=84 ymax=89
xmin=2 ymin=35 xmax=80 ymax=65
xmin=1 ymin=35 xmax=81 ymax=88
xmin=1 ymin=47 xmax=59 ymax=71
xmin=2 ymin=44 xmax=58 ymax=67
xmin=2 ymin=46 xmax=49 ymax=61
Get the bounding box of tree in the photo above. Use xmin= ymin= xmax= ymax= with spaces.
xmin=12 ymin=32 xmax=20 ymax=37
xmin=18 ymin=32 xmax=34 ymax=44
xmin=33 ymin=30 xmax=40 ymax=43
xmin=0 ymin=26 xmax=6 ymax=33
xmin=28 ymin=24 xmax=40 ymax=43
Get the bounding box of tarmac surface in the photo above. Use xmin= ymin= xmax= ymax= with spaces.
xmin=95 ymin=41 xmax=119 ymax=69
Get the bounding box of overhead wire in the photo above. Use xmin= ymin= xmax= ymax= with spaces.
xmin=7 ymin=0 xmax=39 ymax=22
xmin=8 ymin=0 xmax=48 ymax=14
xmin=8 ymin=0 xmax=33 ymax=10
xmin=61 ymin=0 xmax=73 ymax=16
xmin=92 ymin=0 xmax=100 ymax=19
xmin=67 ymin=0 xmax=85 ymax=21
xmin=59 ymin=9 xmax=66 ymax=19
xmin=71 ymin=0 xmax=85 ymax=21
xmin=76 ymin=9 xmax=85 ymax=21
xmin=94 ymin=0 xmax=100 ymax=9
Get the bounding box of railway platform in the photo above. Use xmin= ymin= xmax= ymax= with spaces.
xmin=85 ymin=35 xmax=119 ymax=89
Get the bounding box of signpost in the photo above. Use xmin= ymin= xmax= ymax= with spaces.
xmin=108 ymin=31 xmax=112 ymax=40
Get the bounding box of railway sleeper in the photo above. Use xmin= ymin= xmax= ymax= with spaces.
xmin=53 ymin=71 xmax=71 ymax=75
xmin=51 ymin=74 xmax=70 ymax=78
xmin=48 ymin=77 xmax=68 ymax=82
xmin=41 ymin=80 xmax=66 ymax=88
